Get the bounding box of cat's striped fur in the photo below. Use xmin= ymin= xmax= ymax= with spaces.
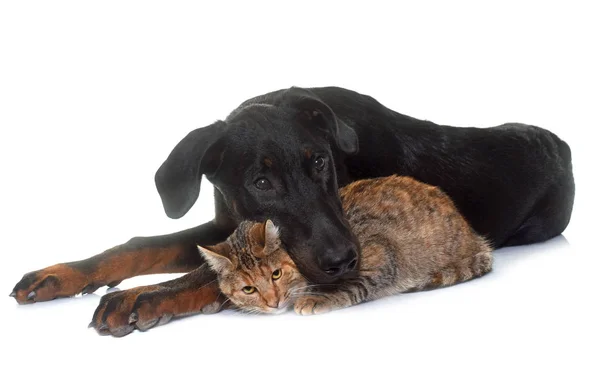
xmin=200 ymin=175 xmax=493 ymax=315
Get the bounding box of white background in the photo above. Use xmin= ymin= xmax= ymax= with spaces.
xmin=1 ymin=1 xmax=598 ymax=375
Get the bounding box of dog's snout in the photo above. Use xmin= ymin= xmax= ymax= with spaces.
xmin=320 ymin=245 xmax=358 ymax=277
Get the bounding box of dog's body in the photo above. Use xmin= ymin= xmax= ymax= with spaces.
xmin=11 ymin=86 xmax=574 ymax=337
xmin=240 ymin=87 xmax=574 ymax=249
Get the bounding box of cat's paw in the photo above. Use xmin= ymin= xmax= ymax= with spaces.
xmin=294 ymin=296 xmax=335 ymax=315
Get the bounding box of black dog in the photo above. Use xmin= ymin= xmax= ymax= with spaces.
xmin=12 ymin=86 xmax=574 ymax=336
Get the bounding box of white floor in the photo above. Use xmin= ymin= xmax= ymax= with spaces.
xmin=1 ymin=2 xmax=599 ymax=375
xmin=2 ymin=231 xmax=598 ymax=376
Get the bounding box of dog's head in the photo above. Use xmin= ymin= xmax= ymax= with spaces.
xmin=155 ymin=87 xmax=360 ymax=283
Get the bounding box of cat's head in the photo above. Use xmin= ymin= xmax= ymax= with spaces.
xmin=198 ymin=220 xmax=307 ymax=314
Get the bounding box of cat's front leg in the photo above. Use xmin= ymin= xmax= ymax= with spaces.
xmin=294 ymin=290 xmax=355 ymax=315
xmin=294 ymin=295 xmax=340 ymax=315
xmin=294 ymin=274 xmax=390 ymax=315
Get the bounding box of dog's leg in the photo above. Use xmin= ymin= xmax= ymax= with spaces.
xmin=10 ymin=221 xmax=232 ymax=304
xmin=88 ymin=264 xmax=224 ymax=337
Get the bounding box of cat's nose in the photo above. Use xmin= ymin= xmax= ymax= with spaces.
xmin=265 ymin=294 xmax=279 ymax=309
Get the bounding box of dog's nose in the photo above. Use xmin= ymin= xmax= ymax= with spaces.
xmin=320 ymin=245 xmax=358 ymax=277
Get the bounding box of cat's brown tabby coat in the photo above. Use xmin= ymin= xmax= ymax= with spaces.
xmin=198 ymin=175 xmax=493 ymax=315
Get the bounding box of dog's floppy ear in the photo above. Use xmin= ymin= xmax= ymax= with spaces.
xmin=155 ymin=121 xmax=226 ymax=219
xmin=282 ymin=87 xmax=358 ymax=154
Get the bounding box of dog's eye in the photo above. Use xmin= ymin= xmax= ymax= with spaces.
xmin=242 ymin=286 xmax=256 ymax=294
xmin=254 ymin=178 xmax=272 ymax=190
xmin=314 ymin=156 xmax=325 ymax=172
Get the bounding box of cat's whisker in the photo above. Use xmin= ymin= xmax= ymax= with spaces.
xmin=289 ymin=291 xmax=328 ymax=298
xmin=287 ymin=286 xmax=311 ymax=294
xmin=287 ymin=283 xmax=337 ymax=294
xmin=217 ymin=297 xmax=231 ymax=312
xmin=289 ymin=284 xmax=316 ymax=291
xmin=198 ymin=278 xmax=218 ymax=290
xmin=241 ymin=306 xmax=264 ymax=316
xmin=301 ymin=283 xmax=339 ymax=288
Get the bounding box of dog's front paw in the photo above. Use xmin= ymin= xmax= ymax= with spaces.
xmin=294 ymin=296 xmax=335 ymax=315
xmin=89 ymin=285 xmax=163 ymax=337
xmin=10 ymin=264 xmax=92 ymax=304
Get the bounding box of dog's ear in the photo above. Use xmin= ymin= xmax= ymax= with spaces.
xmin=282 ymin=87 xmax=358 ymax=154
xmin=155 ymin=121 xmax=227 ymax=219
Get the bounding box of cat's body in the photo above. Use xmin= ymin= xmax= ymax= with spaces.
xmin=199 ymin=175 xmax=493 ymax=315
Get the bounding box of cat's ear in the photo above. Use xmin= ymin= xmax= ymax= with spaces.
xmin=197 ymin=243 xmax=233 ymax=273
xmin=263 ymin=219 xmax=281 ymax=255
xmin=248 ymin=220 xmax=281 ymax=258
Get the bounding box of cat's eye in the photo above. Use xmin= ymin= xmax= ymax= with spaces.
xmin=314 ymin=156 xmax=325 ymax=172
xmin=272 ymin=269 xmax=282 ymax=280
xmin=242 ymin=286 xmax=256 ymax=294
xmin=254 ymin=178 xmax=272 ymax=190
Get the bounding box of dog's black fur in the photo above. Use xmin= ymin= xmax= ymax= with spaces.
xmin=156 ymin=86 xmax=575 ymax=284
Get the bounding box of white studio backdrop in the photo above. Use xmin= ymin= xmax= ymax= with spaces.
xmin=0 ymin=1 xmax=598 ymax=376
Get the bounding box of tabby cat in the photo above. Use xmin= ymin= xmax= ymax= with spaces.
xmin=198 ymin=175 xmax=493 ymax=315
